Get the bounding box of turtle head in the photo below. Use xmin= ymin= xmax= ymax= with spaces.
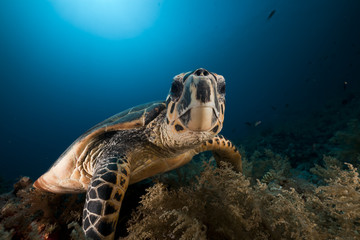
xmin=165 ymin=68 xmax=225 ymax=138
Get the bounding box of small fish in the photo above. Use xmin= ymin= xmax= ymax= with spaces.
xmin=285 ymin=103 xmax=289 ymax=108
xmin=245 ymin=122 xmax=252 ymax=126
xmin=271 ymin=106 xmax=277 ymax=111
xmin=344 ymin=81 xmax=348 ymax=90
xmin=267 ymin=9 xmax=276 ymax=20
xmin=254 ymin=121 xmax=262 ymax=127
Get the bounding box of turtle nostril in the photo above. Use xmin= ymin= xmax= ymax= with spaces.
xmin=194 ymin=69 xmax=210 ymax=76
xmin=195 ymin=69 xmax=202 ymax=76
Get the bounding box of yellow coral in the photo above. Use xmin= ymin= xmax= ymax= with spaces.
xmin=124 ymin=157 xmax=360 ymax=240
xmin=124 ymin=162 xmax=319 ymax=240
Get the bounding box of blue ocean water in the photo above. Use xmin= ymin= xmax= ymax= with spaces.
xmin=0 ymin=0 xmax=359 ymax=184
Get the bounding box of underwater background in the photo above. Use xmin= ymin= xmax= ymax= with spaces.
xmin=0 ymin=0 xmax=359 ymax=183
xmin=1 ymin=0 xmax=360 ymax=239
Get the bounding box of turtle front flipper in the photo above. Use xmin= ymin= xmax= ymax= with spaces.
xmin=83 ymin=156 xmax=130 ymax=240
xmin=196 ymin=135 xmax=242 ymax=172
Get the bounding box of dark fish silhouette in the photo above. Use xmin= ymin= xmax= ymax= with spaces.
xmin=245 ymin=122 xmax=252 ymax=126
xmin=267 ymin=9 xmax=276 ymax=20
xmin=245 ymin=121 xmax=262 ymax=127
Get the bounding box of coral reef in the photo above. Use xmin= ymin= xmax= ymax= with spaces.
xmin=239 ymin=93 xmax=360 ymax=172
xmin=125 ymin=160 xmax=359 ymax=240
xmin=0 ymin=177 xmax=85 ymax=240
xmin=246 ymin=148 xmax=291 ymax=183
xmin=0 ymin=153 xmax=359 ymax=239
xmin=309 ymin=160 xmax=360 ymax=239
xmin=330 ymin=118 xmax=360 ymax=168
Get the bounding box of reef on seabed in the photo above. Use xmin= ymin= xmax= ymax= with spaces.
xmin=1 ymin=95 xmax=360 ymax=240
xmin=1 ymin=153 xmax=359 ymax=240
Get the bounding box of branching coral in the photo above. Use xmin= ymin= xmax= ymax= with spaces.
xmin=68 ymin=221 xmax=89 ymax=240
xmin=245 ymin=148 xmax=291 ymax=184
xmin=308 ymin=158 xmax=360 ymax=239
xmin=310 ymin=155 xmax=343 ymax=183
xmin=124 ymin=162 xmax=319 ymax=240
xmin=1 ymin=154 xmax=359 ymax=239
xmin=0 ymin=177 xmax=84 ymax=239
xmin=125 ymin=157 xmax=360 ymax=240
xmin=0 ymin=223 xmax=13 ymax=240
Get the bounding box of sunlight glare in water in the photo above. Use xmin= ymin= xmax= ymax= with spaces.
xmin=50 ymin=0 xmax=162 ymax=39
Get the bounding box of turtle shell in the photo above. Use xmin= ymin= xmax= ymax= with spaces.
xmin=34 ymin=101 xmax=166 ymax=193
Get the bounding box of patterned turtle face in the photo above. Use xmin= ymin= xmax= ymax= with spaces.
xmin=165 ymin=68 xmax=226 ymax=135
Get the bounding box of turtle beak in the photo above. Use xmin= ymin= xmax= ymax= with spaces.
xmin=177 ymin=69 xmax=220 ymax=131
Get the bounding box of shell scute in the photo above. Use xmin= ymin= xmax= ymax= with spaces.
xmin=33 ymin=101 xmax=165 ymax=193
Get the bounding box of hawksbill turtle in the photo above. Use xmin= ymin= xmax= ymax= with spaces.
xmin=34 ymin=68 xmax=242 ymax=239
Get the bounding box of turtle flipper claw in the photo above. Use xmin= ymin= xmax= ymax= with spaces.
xmin=82 ymin=156 xmax=130 ymax=240
xmin=196 ymin=135 xmax=242 ymax=172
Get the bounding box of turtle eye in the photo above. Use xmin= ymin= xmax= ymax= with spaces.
xmin=170 ymin=81 xmax=183 ymax=99
xmin=218 ymin=82 xmax=226 ymax=95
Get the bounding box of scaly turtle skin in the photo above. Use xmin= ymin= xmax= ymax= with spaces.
xmin=34 ymin=68 xmax=242 ymax=239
